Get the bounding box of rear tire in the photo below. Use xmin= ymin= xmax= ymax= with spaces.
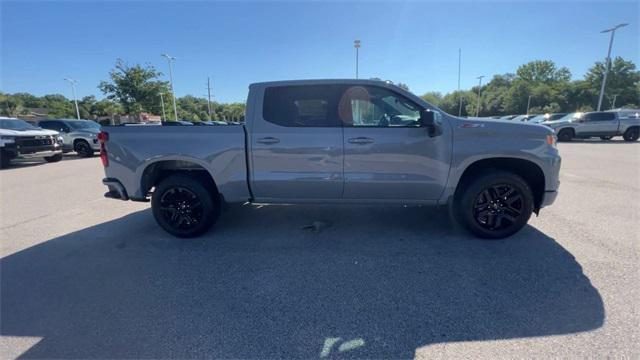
xmin=44 ymin=153 xmax=63 ymax=162
xmin=151 ymin=174 xmax=220 ymax=238
xmin=455 ymin=171 xmax=534 ymax=239
xmin=557 ymin=129 xmax=573 ymax=142
xmin=623 ymin=127 xmax=639 ymax=142
xmin=74 ymin=140 xmax=94 ymax=157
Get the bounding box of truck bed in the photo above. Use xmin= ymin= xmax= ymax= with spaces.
xmin=102 ymin=125 xmax=250 ymax=202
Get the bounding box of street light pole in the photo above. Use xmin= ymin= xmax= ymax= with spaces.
xmin=159 ymin=93 xmax=167 ymax=121
xmin=475 ymin=75 xmax=485 ymax=117
xmin=597 ymin=23 xmax=628 ymax=111
xmin=458 ymin=48 xmax=463 ymax=117
xmin=354 ymin=40 xmax=361 ymax=79
xmin=611 ymin=94 xmax=618 ymax=109
xmin=526 ymin=95 xmax=533 ymax=115
xmin=64 ymin=78 xmax=80 ymax=120
xmin=161 ymin=53 xmax=179 ymax=120
xmin=207 ymin=77 xmax=213 ymax=121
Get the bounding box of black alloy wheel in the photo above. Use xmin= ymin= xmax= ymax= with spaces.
xmin=75 ymin=140 xmax=93 ymax=157
xmin=151 ymin=174 xmax=219 ymax=237
xmin=158 ymin=187 xmax=204 ymax=231
xmin=473 ymin=184 xmax=523 ymax=231
xmin=623 ymin=127 xmax=639 ymax=142
xmin=457 ymin=171 xmax=534 ymax=239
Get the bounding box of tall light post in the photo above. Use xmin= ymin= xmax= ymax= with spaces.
xmin=354 ymin=40 xmax=361 ymax=79
xmin=597 ymin=23 xmax=628 ymax=111
xmin=161 ymin=53 xmax=179 ymax=120
xmin=159 ymin=92 xmax=167 ymax=121
xmin=475 ymin=75 xmax=485 ymax=117
xmin=526 ymin=95 xmax=533 ymax=115
xmin=611 ymin=94 xmax=618 ymax=109
xmin=64 ymin=78 xmax=81 ymax=120
xmin=457 ymin=48 xmax=463 ymax=116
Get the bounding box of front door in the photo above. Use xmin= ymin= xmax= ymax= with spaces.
xmin=250 ymin=84 xmax=344 ymax=201
xmin=340 ymin=85 xmax=450 ymax=201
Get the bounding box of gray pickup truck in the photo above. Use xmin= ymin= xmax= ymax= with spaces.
xmin=100 ymin=79 xmax=561 ymax=239
xmin=542 ymin=110 xmax=640 ymax=142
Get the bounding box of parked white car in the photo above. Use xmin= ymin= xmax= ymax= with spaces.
xmin=0 ymin=117 xmax=64 ymax=168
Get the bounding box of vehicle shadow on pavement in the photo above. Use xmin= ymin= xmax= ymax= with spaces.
xmin=1 ymin=205 xmax=604 ymax=359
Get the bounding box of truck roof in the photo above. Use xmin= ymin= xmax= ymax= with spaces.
xmin=250 ymin=78 xmax=400 ymax=88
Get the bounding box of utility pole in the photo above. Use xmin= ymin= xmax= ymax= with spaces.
xmin=526 ymin=95 xmax=533 ymax=115
xmin=475 ymin=75 xmax=485 ymax=117
xmin=161 ymin=53 xmax=179 ymax=120
xmin=159 ymin=93 xmax=167 ymax=121
xmin=207 ymin=77 xmax=213 ymax=121
xmin=458 ymin=48 xmax=463 ymax=117
xmin=64 ymin=78 xmax=80 ymax=120
xmin=354 ymin=40 xmax=361 ymax=79
xmin=611 ymin=94 xmax=618 ymax=109
xmin=597 ymin=23 xmax=628 ymax=111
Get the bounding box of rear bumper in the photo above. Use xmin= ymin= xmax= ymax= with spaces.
xmin=103 ymin=178 xmax=129 ymax=200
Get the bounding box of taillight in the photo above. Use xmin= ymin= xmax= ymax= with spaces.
xmin=98 ymin=131 xmax=109 ymax=167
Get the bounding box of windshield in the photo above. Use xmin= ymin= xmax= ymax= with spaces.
xmin=67 ymin=120 xmax=101 ymax=130
xmin=528 ymin=115 xmax=546 ymax=123
xmin=555 ymin=112 xmax=580 ymax=122
xmin=0 ymin=119 xmax=41 ymax=131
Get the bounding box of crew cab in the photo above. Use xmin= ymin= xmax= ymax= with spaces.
xmin=542 ymin=111 xmax=640 ymax=142
xmin=38 ymin=119 xmax=102 ymax=157
xmin=100 ymin=79 xmax=561 ymax=239
xmin=0 ymin=117 xmax=64 ymax=168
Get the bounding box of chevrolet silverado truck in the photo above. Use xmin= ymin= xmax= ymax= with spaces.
xmin=0 ymin=117 xmax=64 ymax=168
xmin=100 ymin=79 xmax=561 ymax=239
xmin=542 ymin=111 xmax=640 ymax=142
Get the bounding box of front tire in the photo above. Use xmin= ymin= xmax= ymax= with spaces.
xmin=557 ymin=129 xmax=573 ymax=142
xmin=456 ymin=171 xmax=534 ymax=239
xmin=0 ymin=149 xmax=11 ymax=169
xmin=151 ymin=174 xmax=220 ymax=238
xmin=623 ymin=127 xmax=639 ymax=142
xmin=74 ymin=140 xmax=94 ymax=157
xmin=44 ymin=153 xmax=63 ymax=162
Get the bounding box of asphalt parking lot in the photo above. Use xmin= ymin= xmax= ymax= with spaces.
xmin=1 ymin=140 xmax=638 ymax=359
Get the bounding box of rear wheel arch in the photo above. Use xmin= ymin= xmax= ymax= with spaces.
xmin=454 ymin=157 xmax=546 ymax=210
xmin=140 ymin=159 xmax=220 ymax=200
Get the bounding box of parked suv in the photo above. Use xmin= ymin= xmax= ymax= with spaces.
xmin=0 ymin=117 xmax=63 ymax=168
xmin=38 ymin=119 xmax=101 ymax=157
xmin=542 ymin=111 xmax=640 ymax=141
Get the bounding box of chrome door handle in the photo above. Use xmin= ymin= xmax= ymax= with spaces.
xmin=348 ymin=137 xmax=375 ymax=144
xmin=257 ymin=137 xmax=280 ymax=144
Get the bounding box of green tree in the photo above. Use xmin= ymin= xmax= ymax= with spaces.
xmin=516 ymin=60 xmax=571 ymax=83
xmin=98 ymin=59 xmax=170 ymax=116
xmin=583 ymin=57 xmax=640 ymax=109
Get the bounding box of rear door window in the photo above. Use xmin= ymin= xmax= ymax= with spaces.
xmin=262 ymin=85 xmax=344 ymax=127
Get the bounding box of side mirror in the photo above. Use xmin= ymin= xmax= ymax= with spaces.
xmin=420 ymin=110 xmax=442 ymax=137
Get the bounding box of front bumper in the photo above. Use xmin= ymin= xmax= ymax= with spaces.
xmin=540 ymin=190 xmax=558 ymax=208
xmin=4 ymin=147 xmax=62 ymax=159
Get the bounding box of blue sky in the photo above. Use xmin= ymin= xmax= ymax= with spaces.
xmin=1 ymin=1 xmax=638 ymax=103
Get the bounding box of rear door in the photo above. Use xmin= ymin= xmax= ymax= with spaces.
xmin=340 ymin=85 xmax=450 ymax=201
xmin=575 ymin=112 xmax=617 ymax=136
xmin=249 ymin=84 xmax=344 ymax=201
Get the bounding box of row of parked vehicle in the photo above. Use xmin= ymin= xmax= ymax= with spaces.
xmin=476 ymin=109 xmax=640 ymax=142
xmin=0 ymin=117 xmax=101 ymax=168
